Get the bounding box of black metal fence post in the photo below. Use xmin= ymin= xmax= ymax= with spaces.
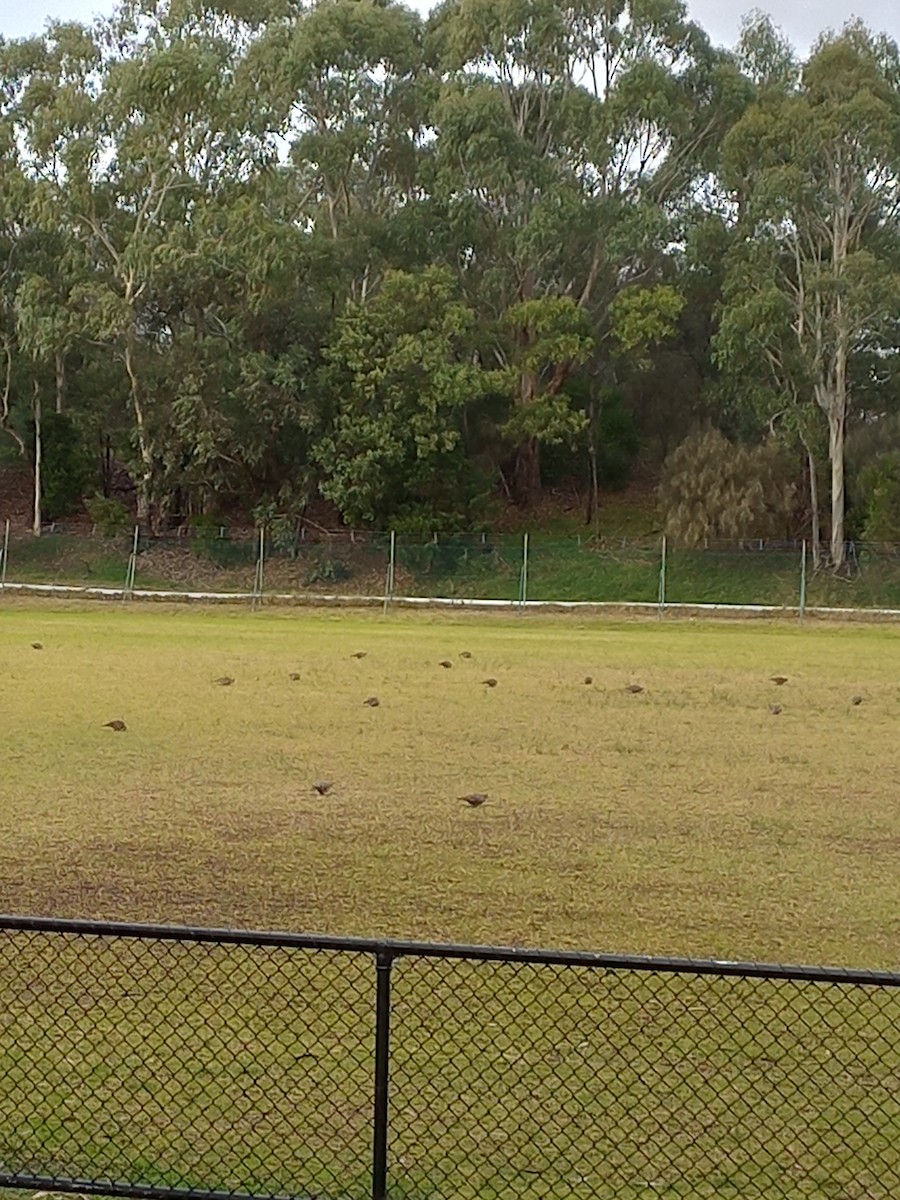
xmin=372 ymin=948 xmax=394 ymax=1200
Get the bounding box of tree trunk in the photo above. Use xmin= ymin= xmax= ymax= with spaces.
xmin=585 ymin=400 xmax=601 ymax=538
xmin=54 ymin=350 xmax=65 ymax=414
xmin=827 ymin=406 xmax=845 ymax=569
xmin=801 ymin=436 xmax=821 ymax=570
xmin=123 ymin=330 xmax=153 ymax=529
xmin=513 ymin=437 xmax=542 ymax=507
xmin=32 ymin=381 xmax=42 ymax=537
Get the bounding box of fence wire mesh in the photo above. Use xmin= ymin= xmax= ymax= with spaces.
xmin=1 ymin=919 xmax=900 ymax=1200
xmin=390 ymin=957 xmax=900 ymax=1199
xmin=6 ymin=527 xmax=900 ymax=612
xmin=0 ymin=928 xmax=374 ymax=1199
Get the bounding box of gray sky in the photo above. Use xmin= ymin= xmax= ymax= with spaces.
xmin=0 ymin=0 xmax=898 ymax=54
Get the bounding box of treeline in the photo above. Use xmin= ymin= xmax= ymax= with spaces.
xmin=1 ymin=0 xmax=899 ymax=566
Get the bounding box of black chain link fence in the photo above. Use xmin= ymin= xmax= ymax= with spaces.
xmin=1 ymin=916 xmax=899 ymax=1200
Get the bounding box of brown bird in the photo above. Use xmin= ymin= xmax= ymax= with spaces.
xmin=769 ymin=704 xmax=782 ymax=715
xmin=482 ymin=678 xmax=498 ymax=688
xmin=851 ymin=695 xmax=863 ymax=706
xmin=459 ymin=651 xmax=473 ymax=659
xmin=312 ymin=781 xmax=333 ymax=796
xmin=351 ymin=651 xmax=367 ymax=659
xmin=31 ymin=641 xmax=43 ymax=650
xmin=625 ymin=683 xmax=644 ymax=694
xmin=770 ymin=675 xmax=789 ymax=686
xmin=439 ymin=660 xmax=453 ymax=669
xmin=289 ymin=672 xmax=301 ymax=681
xmin=363 ymin=696 xmax=380 ymax=707
xmin=213 ymin=676 xmax=234 ymax=686
xmin=103 ymin=719 xmax=127 ymax=732
xmin=460 ymin=793 xmax=488 ymax=808
xmin=584 ymin=675 xmax=593 ymax=685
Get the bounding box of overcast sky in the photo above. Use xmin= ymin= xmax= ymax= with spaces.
xmin=0 ymin=0 xmax=898 ymax=56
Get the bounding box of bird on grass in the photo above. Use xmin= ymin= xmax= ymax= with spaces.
xmin=289 ymin=672 xmax=301 ymax=681
xmin=625 ymin=683 xmax=644 ymax=694
xmin=459 ymin=651 xmax=473 ymax=659
xmin=312 ymin=781 xmax=333 ymax=796
xmin=103 ymin=719 xmax=127 ymax=732
xmin=482 ymin=678 xmax=498 ymax=688
xmin=851 ymin=695 xmax=864 ymax=706
xmin=351 ymin=651 xmax=367 ymax=659
xmin=31 ymin=642 xmax=43 ymax=650
xmin=769 ymin=704 xmax=782 ymax=716
xmin=439 ymin=660 xmax=453 ymax=669
xmin=584 ymin=676 xmax=593 ymax=685
xmin=770 ymin=675 xmax=789 ymax=686
xmin=363 ymin=696 xmax=380 ymax=707
xmin=460 ymin=793 xmax=488 ymax=808
xmin=213 ymin=676 xmax=234 ymax=686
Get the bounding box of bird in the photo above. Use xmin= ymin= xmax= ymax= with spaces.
xmin=770 ymin=675 xmax=789 ymax=686
xmin=459 ymin=651 xmax=473 ymax=659
xmin=769 ymin=704 xmax=782 ymax=715
xmin=103 ymin=719 xmax=127 ymax=732
xmin=625 ymin=683 xmax=644 ymax=694
xmin=351 ymin=651 xmax=367 ymax=659
xmin=851 ymin=695 xmax=863 ymax=706
xmin=460 ymin=793 xmax=488 ymax=807
xmin=289 ymin=672 xmax=301 ymax=681
xmin=439 ymin=660 xmax=453 ymax=669
xmin=482 ymin=678 xmax=498 ymax=688
xmin=584 ymin=675 xmax=593 ymax=685
xmin=31 ymin=642 xmax=43 ymax=650
xmin=213 ymin=676 xmax=234 ymax=686
xmin=312 ymin=781 xmax=333 ymax=796
xmin=363 ymin=696 xmax=380 ymax=707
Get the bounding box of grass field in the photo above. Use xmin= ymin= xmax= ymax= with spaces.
xmin=1 ymin=601 xmax=900 ymax=1199
xmin=1 ymin=600 xmax=899 ymax=965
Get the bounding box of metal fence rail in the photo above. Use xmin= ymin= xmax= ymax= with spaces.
xmin=1 ymin=915 xmax=899 ymax=1200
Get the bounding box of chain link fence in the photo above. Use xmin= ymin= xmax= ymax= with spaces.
xmin=1 ymin=916 xmax=899 ymax=1200
xmin=4 ymin=524 xmax=900 ymax=613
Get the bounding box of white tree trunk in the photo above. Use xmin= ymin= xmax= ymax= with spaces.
xmin=32 ymin=382 xmax=42 ymax=537
xmin=801 ymin=436 xmax=821 ymax=570
xmin=828 ymin=406 xmax=845 ymax=569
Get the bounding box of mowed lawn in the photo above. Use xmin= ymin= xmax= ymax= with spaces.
xmin=1 ymin=599 xmax=898 ymax=968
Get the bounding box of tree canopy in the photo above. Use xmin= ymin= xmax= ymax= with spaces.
xmin=0 ymin=1 xmax=898 ymax=559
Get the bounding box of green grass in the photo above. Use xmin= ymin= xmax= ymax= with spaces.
xmin=1 ymin=601 xmax=900 ymax=1199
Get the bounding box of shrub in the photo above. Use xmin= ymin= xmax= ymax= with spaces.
xmin=858 ymin=453 xmax=900 ymax=542
xmin=84 ymin=494 xmax=131 ymax=536
xmin=660 ymin=428 xmax=795 ymax=546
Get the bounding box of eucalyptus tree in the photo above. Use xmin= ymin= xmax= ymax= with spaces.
xmin=718 ymin=23 xmax=900 ymax=567
xmin=423 ymin=0 xmax=729 ymax=504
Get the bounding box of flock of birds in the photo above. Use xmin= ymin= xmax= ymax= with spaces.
xmin=25 ymin=638 xmax=866 ymax=804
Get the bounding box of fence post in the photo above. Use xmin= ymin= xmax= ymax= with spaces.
xmin=658 ymin=534 xmax=667 ymax=619
xmin=372 ymin=949 xmax=393 ymax=1200
xmin=383 ymin=531 xmax=396 ymax=615
xmin=252 ymin=527 xmax=265 ymax=610
xmin=799 ymin=539 xmax=807 ymax=624
xmin=0 ymin=518 xmax=8 ymax=593
xmin=518 ymin=532 xmax=529 ymax=612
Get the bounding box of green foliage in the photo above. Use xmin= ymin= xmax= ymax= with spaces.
xmin=596 ymin=392 xmax=641 ymax=490
xmin=0 ymin=1 xmax=898 ymax=536
xmin=31 ymin=411 xmax=92 ymax=520
xmin=858 ymin=454 xmax=900 ymax=542
xmin=660 ymin=428 xmax=796 ymax=545
xmin=84 ymin=493 xmax=131 ymax=535
xmin=316 ymin=267 xmax=488 ymax=527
